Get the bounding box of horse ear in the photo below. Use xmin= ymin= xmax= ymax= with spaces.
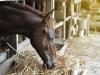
xmin=43 ymin=9 xmax=55 ymax=21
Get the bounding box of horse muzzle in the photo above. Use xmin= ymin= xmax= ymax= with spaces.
xmin=43 ymin=50 xmax=55 ymax=69
xmin=43 ymin=61 xmax=55 ymax=69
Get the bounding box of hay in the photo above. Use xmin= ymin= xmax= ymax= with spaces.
xmin=7 ymin=47 xmax=86 ymax=75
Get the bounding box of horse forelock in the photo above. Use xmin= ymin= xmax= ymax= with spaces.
xmin=46 ymin=17 xmax=56 ymax=29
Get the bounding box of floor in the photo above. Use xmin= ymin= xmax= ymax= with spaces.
xmin=67 ymin=34 xmax=100 ymax=75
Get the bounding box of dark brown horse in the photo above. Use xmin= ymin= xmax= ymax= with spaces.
xmin=0 ymin=2 xmax=56 ymax=69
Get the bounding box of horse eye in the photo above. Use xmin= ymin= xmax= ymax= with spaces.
xmin=47 ymin=35 xmax=54 ymax=41
xmin=48 ymin=32 xmax=55 ymax=41
xmin=43 ymin=28 xmax=54 ymax=41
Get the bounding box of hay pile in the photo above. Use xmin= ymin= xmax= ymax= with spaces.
xmin=7 ymin=46 xmax=85 ymax=75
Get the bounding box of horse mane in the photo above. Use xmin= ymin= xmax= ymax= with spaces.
xmin=0 ymin=1 xmax=46 ymax=17
xmin=0 ymin=1 xmax=56 ymax=28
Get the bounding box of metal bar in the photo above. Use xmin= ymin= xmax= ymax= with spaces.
xmin=54 ymin=16 xmax=71 ymax=29
xmin=63 ymin=0 xmax=66 ymax=40
xmin=65 ymin=16 xmax=71 ymax=21
xmin=22 ymin=0 xmax=25 ymax=5
xmin=15 ymin=0 xmax=18 ymax=3
xmin=33 ymin=0 xmax=35 ymax=8
xmin=51 ymin=0 xmax=55 ymax=18
xmin=54 ymin=21 xmax=64 ymax=29
xmin=16 ymin=34 xmax=18 ymax=49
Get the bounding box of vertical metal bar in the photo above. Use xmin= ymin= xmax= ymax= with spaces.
xmin=45 ymin=0 xmax=48 ymax=12
xmin=16 ymin=34 xmax=18 ymax=50
xmin=70 ymin=0 xmax=74 ymax=38
xmin=77 ymin=3 xmax=78 ymax=16
xmin=22 ymin=0 xmax=25 ymax=5
xmin=77 ymin=1 xmax=82 ymax=15
xmin=87 ymin=14 xmax=90 ymax=35
xmin=15 ymin=0 xmax=18 ymax=3
xmin=51 ymin=0 xmax=55 ymax=18
xmin=63 ymin=0 xmax=66 ymax=40
xmin=33 ymin=0 xmax=35 ymax=8
xmin=51 ymin=0 xmax=55 ymax=30
xmin=71 ymin=0 xmax=74 ymax=17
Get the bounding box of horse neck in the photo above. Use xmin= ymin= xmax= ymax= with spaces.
xmin=0 ymin=1 xmax=45 ymax=17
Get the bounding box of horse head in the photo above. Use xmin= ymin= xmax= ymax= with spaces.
xmin=0 ymin=1 xmax=56 ymax=69
xmin=30 ymin=9 xmax=56 ymax=69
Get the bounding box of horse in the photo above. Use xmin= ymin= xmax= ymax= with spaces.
xmin=0 ymin=2 xmax=56 ymax=69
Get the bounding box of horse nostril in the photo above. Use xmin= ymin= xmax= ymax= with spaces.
xmin=50 ymin=38 xmax=53 ymax=41
xmin=43 ymin=63 xmax=55 ymax=69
